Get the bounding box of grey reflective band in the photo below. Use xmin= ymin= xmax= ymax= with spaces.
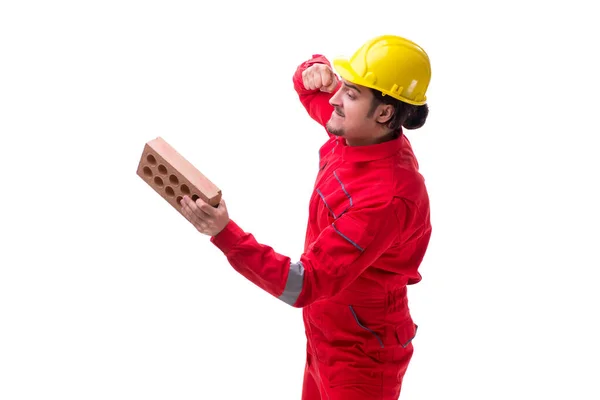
xmin=332 ymin=222 xmax=364 ymax=251
xmin=316 ymin=188 xmax=338 ymax=218
xmin=333 ymin=170 xmax=353 ymax=207
xmin=278 ymin=261 xmax=305 ymax=306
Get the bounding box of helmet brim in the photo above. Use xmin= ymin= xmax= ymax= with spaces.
xmin=332 ymin=56 xmax=427 ymax=106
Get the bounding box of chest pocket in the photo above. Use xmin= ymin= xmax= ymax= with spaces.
xmin=316 ymin=169 xmax=353 ymax=222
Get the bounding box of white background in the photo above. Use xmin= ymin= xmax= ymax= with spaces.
xmin=1 ymin=1 xmax=599 ymax=399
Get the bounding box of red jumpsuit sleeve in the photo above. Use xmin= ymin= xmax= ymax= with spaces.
xmin=292 ymin=54 xmax=342 ymax=134
xmin=209 ymin=199 xmax=399 ymax=308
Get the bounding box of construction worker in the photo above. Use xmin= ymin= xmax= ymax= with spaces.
xmin=180 ymin=34 xmax=433 ymax=399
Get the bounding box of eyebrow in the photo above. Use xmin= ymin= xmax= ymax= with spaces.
xmin=342 ymin=80 xmax=362 ymax=93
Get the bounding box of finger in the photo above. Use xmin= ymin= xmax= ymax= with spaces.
xmin=180 ymin=196 xmax=193 ymax=218
xmin=305 ymin=66 xmax=324 ymax=90
xmin=323 ymin=75 xmax=338 ymax=92
xmin=189 ymin=208 xmax=210 ymax=233
xmin=180 ymin=202 xmax=197 ymax=226
xmin=182 ymin=204 xmax=208 ymax=233
xmin=195 ymin=197 xmax=216 ymax=217
xmin=302 ymin=69 xmax=313 ymax=90
xmin=305 ymin=75 xmax=316 ymax=90
xmin=312 ymin=72 xmax=322 ymax=90
xmin=180 ymin=201 xmax=191 ymax=221
xmin=321 ymin=70 xmax=332 ymax=88
xmin=182 ymin=196 xmax=208 ymax=224
xmin=181 ymin=198 xmax=203 ymax=226
xmin=183 ymin=196 xmax=206 ymax=217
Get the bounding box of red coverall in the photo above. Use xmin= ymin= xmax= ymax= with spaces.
xmin=210 ymin=54 xmax=432 ymax=399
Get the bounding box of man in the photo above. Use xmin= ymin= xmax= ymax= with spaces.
xmin=180 ymin=34 xmax=432 ymax=399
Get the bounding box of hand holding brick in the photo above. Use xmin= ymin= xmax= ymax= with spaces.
xmin=136 ymin=137 xmax=222 ymax=219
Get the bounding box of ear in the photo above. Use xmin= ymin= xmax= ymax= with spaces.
xmin=375 ymin=104 xmax=394 ymax=124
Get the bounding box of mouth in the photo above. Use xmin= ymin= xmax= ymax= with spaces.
xmin=334 ymin=108 xmax=344 ymax=117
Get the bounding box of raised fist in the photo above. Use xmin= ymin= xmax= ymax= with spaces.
xmin=301 ymin=63 xmax=339 ymax=93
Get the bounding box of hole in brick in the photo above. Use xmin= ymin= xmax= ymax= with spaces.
xmin=192 ymin=194 xmax=199 ymax=202
xmin=143 ymin=166 xmax=153 ymax=177
xmin=165 ymin=186 xmax=175 ymax=197
xmin=154 ymin=176 xmax=164 ymax=187
xmin=176 ymin=196 xmax=183 ymax=205
xmin=180 ymin=184 xmax=190 ymax=195
xmin=158 ymin=164 xmax=167 ymax=175
xmin=169 ymin=174 xmax=179 ymax=185
xmin=146 ymin=154 xmax=157 ymax=165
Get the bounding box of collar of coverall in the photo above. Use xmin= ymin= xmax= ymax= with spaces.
xmin=339 ymin=129 xmax=404 ymax=163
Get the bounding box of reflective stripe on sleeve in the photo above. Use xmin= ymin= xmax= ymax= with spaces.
xmin=278 ymin=261 xmax=305 ymax=306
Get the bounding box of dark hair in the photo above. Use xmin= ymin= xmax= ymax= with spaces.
xmin=368 ymin=89 xmax=429 ymax=131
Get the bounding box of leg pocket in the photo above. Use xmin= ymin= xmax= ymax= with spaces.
xmin=348 ymin=305 xmax=385 ymax=348
xmin=349 ymin=308 xmax=418 ymax=365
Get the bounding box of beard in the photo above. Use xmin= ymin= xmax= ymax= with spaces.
xmin=326 ymin=111 xmax=345 ymax=136
xmin=326 ymin=121 xmax=344 ymax=136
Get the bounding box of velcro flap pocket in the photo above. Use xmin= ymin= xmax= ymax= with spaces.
xmin=395 ymin=321 xmax=418 ymax=348
xmin=331 ymin=212 xmax=375 ymax=254
xmin=313 ymin=213 xmax=376 ymax=276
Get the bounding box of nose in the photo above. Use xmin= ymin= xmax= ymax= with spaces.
xmin=329 ymin=88 xmax=341 ymax=107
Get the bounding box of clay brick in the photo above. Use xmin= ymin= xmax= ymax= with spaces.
xmin=136 ymin=137 xmax=222 ymax=217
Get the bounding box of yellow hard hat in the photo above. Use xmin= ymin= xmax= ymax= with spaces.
xmin=333 ymin=35 xmax=431 ymax=105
